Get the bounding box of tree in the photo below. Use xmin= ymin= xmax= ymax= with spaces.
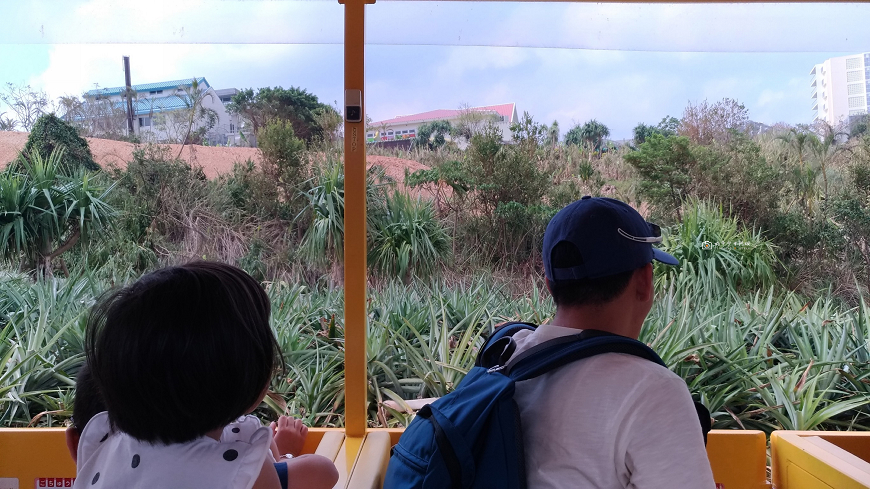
xmin=546 ymin=120 xmax=560 ymax=148
xmin=624 ymin=134 xmax=695 ymax=220
xmin=680 ymin=98 xmax=749 ymax=145
xmin=632 ymin=123 xmax=658 ymax=146
xmin=257 ymin=119 xmax=306 ymax=202
xmin=452 ymin=104 xmax=500 ymax=143
xmin=565 ymin=119 xmax=610 ymax=156
xmin=811 ymin=122 xmax=844 ymax=200
xmin=0 ymin=112 xmax=16 ymax=131
xmin=777 ymin=126 xmax=820 ymax=212
xmin=580 ymin=119 xmax=611 ymax=155
xmin=0 ymin=83 xmax=52 ymax=132
xmin=23 ymin=114 xmax=100 ymax=173
xmin=510 ymin=112 xmax=547 ymax=160
xmin=564 ymin=124 xmax=584 ymax=148
xmin=150 ymin=79 xmax=219 ymax=156
xmin=415 ymin=120 xmax=453 ymax=151
xmin=227 ymin=86 xmax=331 ymax=145
xmin=633 ymin=117 xmax=679 ymax=146
xmin=75 ymin=88 xmax=129 ymax=139
xmin=850 ymin=115 xmax=870 ymax=139
xmin=0 ymin=147 xmax=115 ymax=277
xmin=312 ymin=103 xmax=343 ymax=144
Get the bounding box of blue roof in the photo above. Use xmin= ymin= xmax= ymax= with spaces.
xmin=67 ymin=94 xmax=197 ymax=121
xmin=85 ymin=77 xmax=209 ymax=97
xmin=132 ymin=95 xmax=195 ymax=115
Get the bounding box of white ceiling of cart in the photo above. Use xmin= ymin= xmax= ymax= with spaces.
xmin=1 ymin=1 xmax=867 ymax=51
xmin=0 ymin=1 xmax=868 ymax=139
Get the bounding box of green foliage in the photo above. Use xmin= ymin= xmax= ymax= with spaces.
xmin=0 ymin=147 xmax=115 ymax=276
xmin=299 ymin=160 xmax=345 ymax=268
xmin=222 ymin=159 xmax=287 ymax=219
xmin=692 ymin=133 xmax=784 ymax=224
xmin=565 ymin=119 xmax=610 ymax=154
xmin=414 ymin=120 xmax=453 ymax=151
xmin=659 ymin=199 xmax=778 ymax=293
xmin=6 ymin=268 xmax=870 ymax=432
xmin=257 ymin=119 xmax=307 ymax=200
xmin=467 ymin=121 xmax=549 ymax=210
xmin=23 ymin=114 xmax=99 ymax=173
xmin=624 ymin=134 xmax=695 ymax=221
xmin=632 ymin=116 xmax=679 ymax=145
xmin=227 ymin=86 xmax=331 ymax=144
xmin=369 ymin=191 xmax=450 ymax=282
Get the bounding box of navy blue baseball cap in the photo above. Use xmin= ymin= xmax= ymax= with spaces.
xmin=543 ymin=196 xmax=679 ymax=282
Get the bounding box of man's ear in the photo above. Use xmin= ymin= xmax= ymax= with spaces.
xmin=635 ymin=263 xmax=654 ymax=302
xmin=65 ymin=426 xmax=80 ymax=464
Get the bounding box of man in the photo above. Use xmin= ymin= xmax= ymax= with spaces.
xmin=509 ymin=196 xmax=716 ymax=488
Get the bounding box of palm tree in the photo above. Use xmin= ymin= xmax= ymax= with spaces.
xmin=811 ymin=122 xmax=844 ymax=200
xmin=0 ymin=112 xmax=16 ymax=131
xmin=0 ymin=147 xmax=115 ymax=277
xmin=777 ymin=127 xmax=820 ymax=212
xmin=547 ymin=120 xmax=560 ymax=148
xmin=175 ymin=78 xmax=219 ymax=159
xmin=777 ymin=127 xmax=816 ymax=171
xmin=580 ymin=119 xmax=611 ymax=157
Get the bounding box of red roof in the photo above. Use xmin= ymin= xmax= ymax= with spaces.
xmin=371 ymin=103 xmax=516 ymax=126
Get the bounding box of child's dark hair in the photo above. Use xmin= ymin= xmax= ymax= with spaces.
xmin=85 ymin=261 xmax=281 ymax=444
xmin=71 ymin=363 xmax=106 ymax=433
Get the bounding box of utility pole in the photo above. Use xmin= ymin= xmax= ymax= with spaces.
xmin=122 ymin=56 xmax=134 ymax=136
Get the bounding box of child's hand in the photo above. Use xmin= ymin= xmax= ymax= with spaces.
xmin=271 ymin=416 xmax=308 ymax=457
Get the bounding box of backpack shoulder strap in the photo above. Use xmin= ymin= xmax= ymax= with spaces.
xmin=506 ymin=333 xmax=666 ymax=382
xmin=476 ymin=321 xmax=537 ymax=368
xmin=502 ymin=330 xmax=713 ymax=446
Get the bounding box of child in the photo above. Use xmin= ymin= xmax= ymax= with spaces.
xmin=75 ymin=262 xmax=338 ymax=489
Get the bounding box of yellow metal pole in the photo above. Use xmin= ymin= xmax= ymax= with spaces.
xmin=341 ymin=0 xmax=370 ymax=442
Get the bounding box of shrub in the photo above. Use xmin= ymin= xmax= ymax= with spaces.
xmin=369 ymin=191 xmax=450 ymax=282
xmin=691 ymin=134 xmax=784 ymax=225
xmin=257 ymin=119 xmax=307 ymax=198
xmin=660 ymin=199 xmax=778 ymax=293
xmin=624 ymin=134 xmax=695 ymax=222
xmin=23 ymin=114 xmax=99 ymax=173
xmin=0 ymin=147 xmax=115 ymax=276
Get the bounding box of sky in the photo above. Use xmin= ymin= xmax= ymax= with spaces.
xmin=0 ymin=1 xmax=868 ymax=140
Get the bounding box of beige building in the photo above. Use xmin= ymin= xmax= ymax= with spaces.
xmin=811 ymin=53 xmax=870 ymax=125
xmin=368 ymin=103 xmax=518 ymax=146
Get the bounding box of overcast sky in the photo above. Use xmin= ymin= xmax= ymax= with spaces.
xmin=1 ymin=1 xmax=868 ymax=139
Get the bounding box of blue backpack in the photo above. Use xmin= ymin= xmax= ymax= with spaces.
xmin=383 ymin=322 xmax=676 ymax=489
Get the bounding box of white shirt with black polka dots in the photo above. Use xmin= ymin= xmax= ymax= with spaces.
xmin=74 ymin=412 xmax=272 ymax=488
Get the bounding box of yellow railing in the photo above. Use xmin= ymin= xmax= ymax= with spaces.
xmin=771 ymin=431 xmax=870 ymax=489
xmin=0 ymin=428 xmax=769 ymax=488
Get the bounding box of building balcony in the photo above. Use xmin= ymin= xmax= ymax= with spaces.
xmin=811 ymin=88 xmax=817 ymax=99
xmin=812 ymin=101 xmax=819 ymax=111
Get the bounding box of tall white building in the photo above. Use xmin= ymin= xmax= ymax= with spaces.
xmin=811 ymin=53 xmax=870 ymax=125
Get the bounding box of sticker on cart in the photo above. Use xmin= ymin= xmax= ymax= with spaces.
xmin=0 ymin=477 xmax=19 ymax=489
xmin=715 ymin=484 xmax=725 ymax=489
xmin=34 ymin=478 xmax=74 ymax=488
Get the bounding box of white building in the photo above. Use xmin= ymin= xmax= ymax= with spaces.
xmin=82 ymin=77 xmax=241 ymax=145
xmin=811 ymin=53 xmax=870 ymax=125
xmin=368 ymin=103 xmax=518 ymax=145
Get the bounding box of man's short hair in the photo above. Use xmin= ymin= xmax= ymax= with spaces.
xmin=86 ymin=262 xmax=281 ymax=444
xmin=548 ymin=240 xmax=636 ymax=307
